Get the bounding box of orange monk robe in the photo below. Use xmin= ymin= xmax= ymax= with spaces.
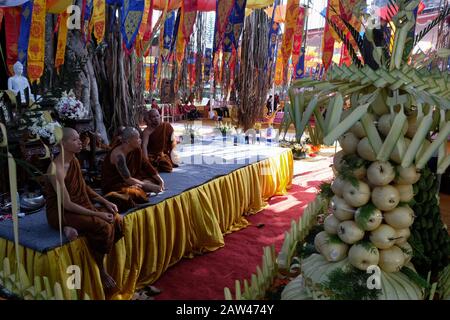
xmin=101 ymin=147 xmax=158 ymax=211
xmin=146 ymin=122 xmax=175 ymax=172
xmin=45 ymin=158 xmax=123 ymax=254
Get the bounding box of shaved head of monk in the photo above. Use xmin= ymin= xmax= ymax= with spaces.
xmin=146 ymin=109 xmax=161 ymax=127
xmin=121 ymin=127 xmax=141 ymax=149
xmin=61 ymin=127 xmax=82 ymax=154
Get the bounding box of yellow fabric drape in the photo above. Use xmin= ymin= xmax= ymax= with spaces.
xmin=0 ymin=150 xmax=293 ymax=300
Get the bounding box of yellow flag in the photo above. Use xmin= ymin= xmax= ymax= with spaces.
xmin=91 ymin=0 xmax=105 ymax=42
xmin=27 ymin=0 xmax=46 ymax=83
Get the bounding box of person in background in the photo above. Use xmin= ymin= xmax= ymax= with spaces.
xmin=266 ymin=95 xmax=273 ymax=115
xmin=151 ymin=99 xmax=160 ymax=113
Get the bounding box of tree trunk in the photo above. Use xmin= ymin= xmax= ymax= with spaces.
xmin=87 ymin=59 xmax=109 ymax=143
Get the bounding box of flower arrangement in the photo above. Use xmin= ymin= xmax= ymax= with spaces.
xmin=216 ymin=122 xmax=233 ymax=136
xmin=28 ymin=112 xmax=62 ymax=145
xmin=280 ymin=139 xmax=309 ymax=159
xmin=55 ymin=90 xmax=86 ymax=120
xmin=182 ymin=123 xmax=200 ymax=144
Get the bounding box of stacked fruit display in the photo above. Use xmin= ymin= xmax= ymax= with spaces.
xmin=315 ymin=112 xmax=424 ymax=273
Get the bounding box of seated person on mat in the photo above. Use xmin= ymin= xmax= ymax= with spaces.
xmin=44 ymin=127 xmax=123 ymax=294
xmin=102 ymin=127 xmax=165 ymax=212
xmin=142 ymin=109 xmax=178 ymax=172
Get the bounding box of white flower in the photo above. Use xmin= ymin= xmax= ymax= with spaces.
xmin=55 ymin=92 xmax=85 ymax=120
xmin=28 ymin=113 xmax=61 ymax=144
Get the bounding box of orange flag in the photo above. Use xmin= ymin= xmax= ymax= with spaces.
xmin=322 ymin=0 xmax=337 ymax=72
xmin=27 ymin=0 xmax=46 ymax=83
xmin=281 ymin=0 xmax=298 ymax=66
xmin=55 ymin=11 xmax=69 ymax=70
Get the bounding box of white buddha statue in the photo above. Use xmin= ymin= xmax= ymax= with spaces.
xmin=7 ymin=61 xmax=34 ymax=104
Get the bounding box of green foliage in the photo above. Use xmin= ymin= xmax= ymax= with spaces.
xmin=320 ymin=266 xmax=382 ymax=300
xmin=401 ymin=267 xmax=431 ymax=290
xmin=317 ymin=182 xmax=334 ymax=200
xmin=355 ymin=203 xmax=377 ymax=230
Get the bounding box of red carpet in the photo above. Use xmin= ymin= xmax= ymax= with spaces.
xmin=152 ymin=158 xmax=333 ymax=300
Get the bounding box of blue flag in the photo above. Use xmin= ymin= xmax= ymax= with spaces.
xmin=266 ymin=0 xmax=280 ymax=71
xmin=17 ymin=1 xmax=33 ymax=69
xmin=121 ymin=0 xmax=145 ymax=50
xmin=293 ymin=48 xmax=305 ymax=80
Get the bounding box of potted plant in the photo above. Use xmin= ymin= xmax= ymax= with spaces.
xmin=292 ymin=143 xmax=308 ymax=160
xmin=216 ymin=122 xmax=233 ymax=142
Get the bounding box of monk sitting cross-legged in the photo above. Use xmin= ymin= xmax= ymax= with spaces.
xmin=142 ymin=109 xmax=178 ymax=172
xmin=102 ymin=127 xmax=165 ymax=212
xmin=44 ymin=128 xmax=124 ymax=295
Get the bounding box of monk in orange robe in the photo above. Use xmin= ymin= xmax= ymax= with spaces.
xmin=102 ymin=127 xmax=165 ymax=212
xmin=142 ymin=109 xmax=177 ymax=172
xmin=45 ymin=128 xmax=123 ymax=295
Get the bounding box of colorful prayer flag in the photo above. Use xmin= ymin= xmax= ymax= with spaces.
xmin=121 ymin=0 xmax=145 ymax=51
xmin=4 ymin=7 xmax=21 ymax=76
xmin=322 ymin=0 xmax=336 ymax=72
xmin=281 ymin=0 xmax=298 ymax=66
xmin=17 ymin=1 xmax=32 ymax=67
xmin=91 ymin=0 xmax=105 ymax=42
xmin=291 ymin=6 xmax=305 ymax=68
xmin=55 ymin=11 xmax=69 ymax=70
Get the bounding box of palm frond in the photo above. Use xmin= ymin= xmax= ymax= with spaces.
xmin=414 ymin=5 xmax=450 ymax=46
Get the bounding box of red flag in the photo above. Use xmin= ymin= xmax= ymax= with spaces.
xmin=292 ymin=6 xmax=305 ymax=67
xmin=4 ymin=7 xmax=21 ymax=76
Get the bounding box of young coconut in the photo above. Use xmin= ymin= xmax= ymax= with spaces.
xmin=371 ymin=185 xmax=400 ymax=211
xmin=341 ymin=154 xmax=367 ymax=180
xmin=384 ymin=205 xmax=415 ymax=229
xmin=378 ymin=113 xmax=408 ymax=137
xmin=337 ymin=221 xmax=365 ymax=244
xmin=342 ymin=180 xmax=371 ymax=207
xmin=357 ymin=137 xmax=377 ymax=161
xmin=324 ymin=214 xmax=340 ymax=235
xmin=348 ymin=242 xmax=380 ymax=271
xmin=351 ymin=114 xmax=375 ymax=139
xmin=314 ymin=231 xmax=329 ymax=254
xmin=321 ymin=235 xmax=349 ymax=262
xmin=396 ymin=242 xmax=413 ymax=264
xmin=333 ymin=150 xmax=346 ymax=172
xmin=379 ymin=246 xmax=405 ymax=273
xmin=369 ymin=224 xmax=398 ymax=249
xmin=394 ymin=228 xmax=411 ymax=245
xmin=395 ymin=165 xmax=420 ymax=185
xmin=330 ymin=196 xmax=355 ymax=221
xmin=331 ymin=176 xmax=346 ymax=197
xmin=354 ymin=203 xmax=383 ymax=231
xmin=338 ymin=132 xmax=360 ymax=154
xmin=367 ymin=161 xmax=396 ymax=186
xmin=394 ymin=184 xmax=415 ymax=202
